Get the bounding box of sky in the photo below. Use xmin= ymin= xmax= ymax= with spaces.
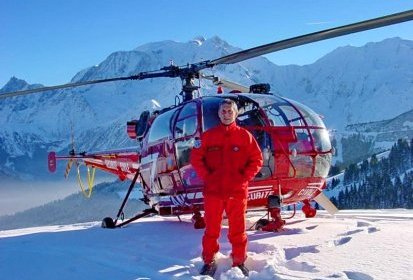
xmin=1 ymin=209 xmax=412 ymax=279
xmin=1 ymin=0 xmax=413 ymax=87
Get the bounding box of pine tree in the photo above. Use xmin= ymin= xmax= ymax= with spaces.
xmin=394 ymin=176 xmax=403 ymax=207
xmin=360 ymin=159 xmax=369 ymax=179
xmin=399 ymin=139 xmax=410 ymax=171
xmin=331 ymin=177 xmax=340 ymax=188
xmin=370 ymin=154 xmax=379 ymax=172
xmin=403 ymin=171 xmax=413 ymax=208
xmin=329 ymin=165 xmax=341 ymax=176
xmin=344 ymin=163 xmax=358 ymax=185
xmin=410 ymin=138 xmax=413 ymax=168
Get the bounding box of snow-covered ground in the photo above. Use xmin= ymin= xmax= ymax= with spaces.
xmin=0 ymin=209 xmax=412 ymax=280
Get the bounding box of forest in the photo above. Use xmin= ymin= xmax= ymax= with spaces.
xmin=330 ymin=138 xmax=413 ymax=209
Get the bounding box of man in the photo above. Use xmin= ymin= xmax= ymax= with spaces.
xmin=190 ymin=99 xmax=263 ymax=277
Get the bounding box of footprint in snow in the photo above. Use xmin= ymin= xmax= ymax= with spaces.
xmin=338 ymin=229 xmax=364 ymax=236
xmin=356 ymin=221 xmax=380 ymax=234
xmin=285 ymin=259 xmax=318 ymax=273
xmin=305 ymin=225 xmax=318 ymax=231
xmin=367 ymin=226 xmax=379 ymax=233
xmin=284 ymin=245 xmax=319 ymax=260
xmin=344 ymin=270 xmax=374 ymax=280
xmin=329 ymin=236 xmax=352 ymax=247
xmin=356 ymin=221 xmax=371 ymax=228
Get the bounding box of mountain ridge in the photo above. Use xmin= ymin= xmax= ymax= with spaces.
xmin=1 ymin=36 xmax=412 ymax=180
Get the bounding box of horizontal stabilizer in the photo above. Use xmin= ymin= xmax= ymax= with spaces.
xmin=48 ymin=152 xmax=57 ymax=173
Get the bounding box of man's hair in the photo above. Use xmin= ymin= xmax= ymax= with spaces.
xmin=219 ymin=99 xmax=238 ymax=113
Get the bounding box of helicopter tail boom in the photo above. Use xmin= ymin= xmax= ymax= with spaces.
xmin=48 ymin=148 xmax=141 ymax=182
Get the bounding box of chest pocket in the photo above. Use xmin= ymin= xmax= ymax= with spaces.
xmin=229 ymin=144 xmax=248 ymax=168
xmin=205 ymin=145 xmax=223 ymax=169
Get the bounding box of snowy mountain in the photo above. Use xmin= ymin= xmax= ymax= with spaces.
xmin=346 ymin=109 xmax=413 ymax=143
xmin=1 ymin=209 xmax=412 ymax=280
xmin=1 ymin=36 xmax=413 ymax=180
xmin=0 ymin=77 xmax=44 ymax=94
xmin=270 ymin=37 xmax=413 ymax=129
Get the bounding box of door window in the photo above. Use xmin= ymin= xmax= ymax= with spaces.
xmin=174 ymin=102 xmax=198 ymax=167
xmin=174 ymin=102 xmax=198 ymax=138
xmin=148 ymin=108 xmax=178 ymax=143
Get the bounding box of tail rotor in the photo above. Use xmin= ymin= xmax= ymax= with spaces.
xmin=64 ymin=122 xmax=76 ymax=179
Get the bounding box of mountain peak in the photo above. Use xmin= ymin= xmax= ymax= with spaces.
xmin=191 ymin=36 xmax=206 ymax=46
xmin=315 ymin=36 xmax=413 ymax=65
xmin=205 ymin=35 xmax=232 ymax=47
xmin=0 ymin=77 xmax=43 ymax=94
xmin=1 ymin=77 xmax=28 ymax=92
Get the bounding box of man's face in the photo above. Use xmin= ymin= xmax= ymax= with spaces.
xmin=218 ymin=103 xmax=238 ymax=125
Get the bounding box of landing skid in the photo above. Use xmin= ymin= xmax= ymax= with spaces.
xmin=102 ymin=208 xmax=157 ymax=228
xmin=101 ymin=169 xmax=158 ymax=229
xmin=100 ymin=168 xmax=205 ymax=229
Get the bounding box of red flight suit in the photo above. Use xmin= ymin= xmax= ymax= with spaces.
xmin=190 ymin=122 xmax=263 ymax=265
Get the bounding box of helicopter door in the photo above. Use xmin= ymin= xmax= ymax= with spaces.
xmin=236 ymin=106 xmax=273 ymax=180
xmin=172 ymin=101 xmax=199 ymax=185
xmin=141 ymin=107 xmax=179 ymax=194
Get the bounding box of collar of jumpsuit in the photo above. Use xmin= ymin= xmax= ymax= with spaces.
xmin=220 ymin=120 xmax=237 ymax=129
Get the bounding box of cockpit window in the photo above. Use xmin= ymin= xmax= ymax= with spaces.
xmin=311 ymin=128 xmax=331 ymax=152
xmin=174 ymin=102 xmax=198 ymax=138
xmin=201 ymin=96 xmax=264 ymax=131
xmin=287 ymin=99 xmax=325 ymax=127
xmin=261 ymin=101 xmax=304 ymax=126
xmin=248 ymin=94 xmax=325 ymax=128
xmin=237 ymin=104 xmax=265 ymax=127
xmin=279 ymin=105 xmax=305 ymax=126
xmin=148 ymin=108 xmax=178 ymax=143
xmin=201 ymin=98 xmax=221 ymax=131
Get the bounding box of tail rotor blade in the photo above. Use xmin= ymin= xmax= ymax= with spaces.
xmin=64 ymin=160 xmax=74 ymax=179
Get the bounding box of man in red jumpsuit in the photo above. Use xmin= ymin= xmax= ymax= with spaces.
xmin=190 ymin=99 xmax=263 ymax=277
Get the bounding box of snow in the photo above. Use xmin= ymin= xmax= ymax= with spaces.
xmin=1 ymin=210 xmax=412 ymax=280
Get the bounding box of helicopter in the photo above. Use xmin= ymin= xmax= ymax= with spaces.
xmin=2 ymin=9 xmax=413 ymax=231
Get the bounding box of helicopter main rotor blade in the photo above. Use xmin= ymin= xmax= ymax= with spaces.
xmin=210 ymin=9 xmax=413 ymax=66
xmin=0 ymin=76 xmax=133 ymax=99
xmin=0 ymin=65 xmax=186 ymax=99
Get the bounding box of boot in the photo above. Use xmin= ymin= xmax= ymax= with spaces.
xmin=236 ymin=263 xmax=249 ymax=277
xmin=200 ymin=261 xmax=217 ymax=276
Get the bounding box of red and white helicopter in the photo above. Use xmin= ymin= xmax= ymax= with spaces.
xmin=2 ymin=9 xmax=413 ymax=230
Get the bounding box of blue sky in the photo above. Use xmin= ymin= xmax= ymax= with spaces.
xmin=1 ymin=0 xmax=412 ymax=87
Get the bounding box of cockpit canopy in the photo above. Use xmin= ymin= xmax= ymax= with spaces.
xmin=201 ymin=94 xmax=332 ymax=178
xmin=141 ymin=93 xmax=332 ymax=179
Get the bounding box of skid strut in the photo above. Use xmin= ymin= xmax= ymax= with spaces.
xmin=255 ymin=195 xmax=286 ymax=231
xmin=301 ymin=199 xmax=317 ymax=218
xmin=191 ymin=207 xmax=206 ymax=229
xmin=101 ymin=170 xmax=157 ymax=228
